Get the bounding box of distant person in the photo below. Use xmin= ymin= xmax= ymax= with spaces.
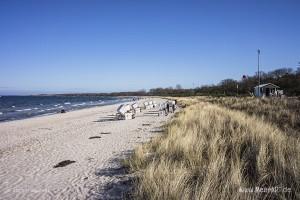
xmin=172 ymin=100 xmax=176 ymax=111
xmin=163 ymin=107 xmax=167 ymax=116
xmin=166 ymin=103 xmax=170 ymax=114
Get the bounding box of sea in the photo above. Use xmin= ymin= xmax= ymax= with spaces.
xmin=0 ymin=95 xmax=133 ymax=122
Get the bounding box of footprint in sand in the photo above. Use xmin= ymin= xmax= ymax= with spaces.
xmin=100 ymin=132 xmax=111 ymax=135
xmin=89 ymin=136 xmax=102 ymax=139
xmin=53 ymin=160 xmax=76 ymax=168
xmin=86 ymin=157 xmax=94 ymax=162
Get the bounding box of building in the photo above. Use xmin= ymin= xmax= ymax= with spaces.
xmin=254 ymin=83 xmax=283 ymax=97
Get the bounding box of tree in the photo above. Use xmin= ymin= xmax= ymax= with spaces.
xmin=268 ymin=68 xmax=293 ymax=79
xmin=296 ymin=67 xmax=300 ymax=75
xmin=219 ymin=79 xmax=238 ymax=95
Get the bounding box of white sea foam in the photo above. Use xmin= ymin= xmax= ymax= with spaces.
xmin=72 ymin=103 xmax=86 ymax=107
xmin=54 ymin=104 xmax=60 ymax=107
xmin=16 ymin=108 xmax=32 ymax=112
xmin=64 ymin=102 xmax=71 ymax=105
xmin=11 ymin=106 xmax=15 ymax=108
xmin=0 ymin=112 xmax=3 ymax=115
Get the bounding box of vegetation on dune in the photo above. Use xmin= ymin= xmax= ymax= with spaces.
xmin=148 ymin=67 xmax=300 ymax=97
xmin=203 ymin=97 xmax=300 ymax=138
xmin=53 ymin=67 xmax=300 ymax=98
xmin=126 ymin=98 xmax=300 ymax=200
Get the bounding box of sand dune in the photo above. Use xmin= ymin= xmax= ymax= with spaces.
xmin=0 ymin=98 xmax=171 ymax=200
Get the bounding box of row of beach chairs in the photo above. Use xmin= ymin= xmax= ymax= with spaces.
xmin=116 ymin=100 xmax=158 ymax=120
xmin=116 ymin=100 xmax=177 ymax=120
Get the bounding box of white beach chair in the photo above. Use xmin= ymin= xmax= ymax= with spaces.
xmin=153 ymin=101 xmax=157 ymax=108
xmin=132 ymin=103 xmax=138 ymax=109
xmin=124 ymin=112 xmax=134 ymax=120
xmin=132 ymin=103 xmax=141 ymax=113
xmin=158 ymin=102 xmax=167 ymax=115
xmin=138 ymin=102 xmax=145 ymax=110
xmin=144 ymin=102 xmax=151 ymax=109
xmin=149 ymin=101 xmax=155 ymax=108
xmin=116 ymin=104 xmax=135 ymax=120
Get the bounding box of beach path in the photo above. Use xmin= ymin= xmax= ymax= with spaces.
xmin=0 ymin=98 xmax=171 ymax=200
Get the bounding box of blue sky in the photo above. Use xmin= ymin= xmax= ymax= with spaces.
xmin=0 ymin=0 xmax=299 ymax=94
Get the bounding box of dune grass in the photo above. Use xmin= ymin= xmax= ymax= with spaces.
xmin=203 ymin=97 xmax=300 ymax=137
xmin=126 ymin=98 xmax=300 ymax=199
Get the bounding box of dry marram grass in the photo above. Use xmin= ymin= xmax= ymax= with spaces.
xmin=127 ymin=98 xmax=300 ymax=200
xmin=203 ymin=97 xmax=300 ymax=137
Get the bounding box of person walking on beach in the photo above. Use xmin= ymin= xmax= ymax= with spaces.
xmin=166 ymin=103 xmax=170 ymax=114
xmin=163 ymin=107 xmax=167 ymax=116
xmin=172 ymin=100 xmax=177 ymax=112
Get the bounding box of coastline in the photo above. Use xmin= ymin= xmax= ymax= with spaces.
xmin=0 ymin=100 xmax=125 ymax=124
xmin=0 ymin=96 xmax=134 ymax=123
xmin=0 ymin=98 xmax=172 ymax=199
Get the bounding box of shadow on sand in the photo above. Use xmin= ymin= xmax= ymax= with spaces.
xmin=88 ymin=151 xmax=135 ymax=200
xmin=93 ymin=116 xmax=118 ymax=123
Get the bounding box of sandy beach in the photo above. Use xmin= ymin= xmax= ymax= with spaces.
xmin=0 ymin=98 xmax=172 ymax=200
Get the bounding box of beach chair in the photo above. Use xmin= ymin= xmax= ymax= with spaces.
xmin=153 ymin=101 xmax=157 ymax=108
xmin=144 ymin=102 xmax=152 ymax=110
xmin=124 ymin=112 xmax=134 ymax=120
xmin=159 ymin=102 xmax=167 ymax=115
xmin=132 ymin=103 xmax=141 ymax=113
xmin=149 ymin=101 xmax=155 ymax=108
xmin=138 ymin=102 xmax=145 ymax=110
xmin=116 ymin=104 xmax=135 ymax=120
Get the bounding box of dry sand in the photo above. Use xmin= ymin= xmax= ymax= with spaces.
xmin=0 ymin=98 xmax=172 ymax=200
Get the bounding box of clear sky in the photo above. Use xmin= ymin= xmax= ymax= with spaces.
xmin=0 ymin=0 xmax=299 ymax=95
